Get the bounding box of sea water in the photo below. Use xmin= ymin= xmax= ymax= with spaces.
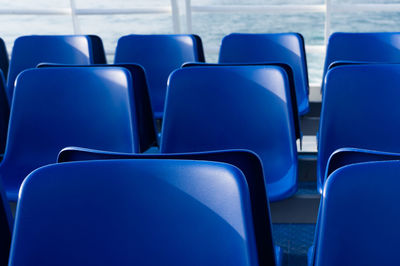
xmin=1 ymin=0 xmax=400 ymax=83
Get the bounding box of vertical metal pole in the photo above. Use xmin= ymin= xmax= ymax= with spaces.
xmin=171 ymin=0 xmax=181 ymax=34
xmin=185 ymin=0 xmax=193 ymax=33
xmin=69 ymin=0 xmax=81 ymax=34
xmin=324 ymin=0 xmax=331 ymax=45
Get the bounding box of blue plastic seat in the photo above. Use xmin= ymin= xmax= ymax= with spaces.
xmin=38 ymin=63 xmax=157 ymax=152
xmin=0 ymin=67 xmax=136 ymax=201
xmin=322 ymin=32 xmax=400 ymax=91
xmin=182 ymin=62 xmax=302 ymax=144
xmin=57 ymin=147 xmax=281 ymax=265
xmin=9 ymin=159 xmax=258 ymax=266
xmin=6 ymin=35 xmax=95 ymax=102
xmin=313 ymin=161 xmax=400 ymax=266
xmin=317 ymin=64 xmax=400 ymax=193
xmin=114 ymin=34 xmax=205 ymax=120
xmin=161 ymin=66 xmax=297 ymax=201
xmin=309 ymin=147 xmax=400 ymax=266
xmin=0 ymin=177 xmax=12 ymax=266
xmin=219 ymin=33 xmax=309 ymax=115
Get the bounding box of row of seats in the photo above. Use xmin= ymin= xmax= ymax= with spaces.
xmin=0 ymin=65 xmax=296 ymax=203
xmin=0 ymin=32 xmax=399 ymax=145
xmin=4 ymin=138 xmax=400 ymax=265
xmin=0 ymin=33 xmax=308 ymax=119
xmin=3 ymin=145 xmax=400 ymax=265
xmin=4 ymin=143 xmax=398 ymax=265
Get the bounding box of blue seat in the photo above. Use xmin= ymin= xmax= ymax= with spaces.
xmin=309 ymin=147 xmax=400 ymax=266
xmin=9 ymin=159 xmax=259 ymax=266
xmin=57 ymin=147 xmax=281 ymax=265
xmin=322 ymin=32 xmax=400 ymax=92
xmin=182 ymin=62 xmax=302 ymax=144
xmin=312 ymin=161 xmax=400 ymax=265
xmin=38 ymin=63 xmax=157 ymax=152
xmin=161 ymin=66 xmax=297 ymax=201
xmin=114 ymin=34 xmax=205 ymax=120
xmin=0 ymin=67 xmax=136 ymax=201
xmin=317 ymin=64 xmax=400 ymax=193
xmin=219 ymin=33 xmax=310 ymax=115
xmin=0 ymin=177 xmax=12 ymax=266
xmin=6 ymin=35 xmax=95 ymax=103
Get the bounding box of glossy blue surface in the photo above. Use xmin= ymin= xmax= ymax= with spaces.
xmin=219 ymin=33 xmax=309 ymax=115
xmin=0 ymin=67 xmax=136 ymax=201
xmin=161 ymin=66 xmax=297 ymax=201
xmin=6 ymin=35 xmax=94 ymax=102
xmin=322 ymin=32 xmax=400 ymax=91
xmin=314 ymin=161 xmax=400 ymax=265
xmin=308 ymin=147 xmax=400 ymax=266
xmin=57 ymin=147 xmax=278 ymax=266
xmin=114 ymin=34 xmax=204 ymax=119
xmin=38 ymin=63 xmax=157 ymax=152
xmin=181 ymin=62 xmax=302 ymax=142
xmin=9 ymin=159 xmax=259 ymax=266
xmin=317 ymin=64 xmax=400 ymax=193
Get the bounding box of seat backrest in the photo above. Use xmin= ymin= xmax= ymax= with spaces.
xmin=114 ymin=34 xmax=204 ymax=119
xmin=219 ymin=33 xmax=309 ymax=115
xmin=161 ymin=66 xmax=297 ymax=201
xmin=182 ymin=62 xmax=301 ymax=142
xmin=6 ymin=35 xmax=94 ymax=102
xmin=318 ymin=64 xmax=400 ymax=193
xmin=57 ymin=147 xmax=277 ymax=266
xmin=9 ymin=159 xmax=258 ymax=266
xmin=314 ymin=161 xmax=400 ymax=266
xmin=322 ymin=32 xmax=400 ymax=90
xmin=38 ymin=63 xmax=157 ymax=152
xmin=0 ymin=67 xmax=135 ymax=201
xmin=311 ymin=147 xmax=400 ymax=265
